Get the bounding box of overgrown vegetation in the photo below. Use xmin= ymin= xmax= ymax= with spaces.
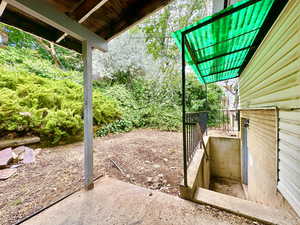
xmin=0 ymin=47 xmax=121 ymax=144
xmin=0 ymin=47 xmax=82 ymax=82
xmin=0 ymin=0 xmax=224 ymax=146
xmin=96 ymin=69 xmax=223 ymax=136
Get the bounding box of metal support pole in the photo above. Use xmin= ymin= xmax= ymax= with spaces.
xmin=205 ymin=84 xmax=208 ymax=110
xmin=205 ymin=84 xmax=208 ymax=136
xmin=83 ymin=40 xmax=94 ymax=190
xmin=182 ymin=33 xmax=187 ymax=187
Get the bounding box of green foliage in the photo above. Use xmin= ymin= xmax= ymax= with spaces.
xmin=96 ymin=76 xmax=182 ymax=137
xmin=0 ymin=13 xmax=224 ymax=143
xmin=0 ymin=23 xmax=83 ymax=71
xmin=0 ymin=46 xmax=82 ymax=82
xmin=184 ymin=75 xmax=223 ymax=126
xmin=139 ymin=0 xmax=206 ymax=75
xmin=95 ymin=68 xmax=223 ymax=136
xmin=0 ymin=65 xmax=120 ymax=144
xmin=96 ymin=119 xmax=133 ymax=137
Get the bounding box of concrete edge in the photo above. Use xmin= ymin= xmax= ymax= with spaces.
xmin=194 ymin=198 xmax=274 ymax=225
xmin=193 ymin=188 xmax=298 ymax=225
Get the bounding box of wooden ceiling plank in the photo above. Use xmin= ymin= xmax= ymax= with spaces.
xmin=56 ymin=0 xmax=109 ymax=43
xmin=96 ymin=0 xmax=170 ymax=40
xmin=78 ymin=0 xmax=109 ymax=23
xmin=5 ymin=0 xmax=107 ymax=51
xmin=72 ymin=0 xmax=108 ymax=21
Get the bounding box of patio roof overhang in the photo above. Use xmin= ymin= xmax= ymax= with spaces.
xmin=172 ymin=0 xmax=288 ymax=84
xmin=0 ymin=0 xmax=171 ymax=52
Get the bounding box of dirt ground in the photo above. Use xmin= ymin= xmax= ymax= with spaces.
xmin=0 ymin=129 xmax=183 ymax=225
xmin=0 ymin=129 xmax=263 ymax=225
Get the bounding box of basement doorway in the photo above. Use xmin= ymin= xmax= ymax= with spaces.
xmin=241 ymin=119 xmax=249 ymax=185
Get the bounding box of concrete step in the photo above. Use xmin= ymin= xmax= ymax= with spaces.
xmin=194 ymin=187 xmax=299 ymax=225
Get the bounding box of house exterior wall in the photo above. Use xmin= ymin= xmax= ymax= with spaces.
xmin=239 ymin=0 xmax=300 ymax=216
xmin=278 ymin=109 xmax=300 ymax=216
xmin=240 ymin=110 xmax=278 ymax=204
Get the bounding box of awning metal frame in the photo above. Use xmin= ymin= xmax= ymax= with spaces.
xmin=180 ymin=0 xmax=288 ymax=84
xmin=180 ymin=0 xmax=288 ymax=187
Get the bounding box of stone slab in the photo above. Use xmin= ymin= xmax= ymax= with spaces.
xmin=0 ymin=168 xmax=17 ymax=180
xmin=0 ymin=147 xmax=12 ymax=168
xmin=11 ymin=146 xmax=36 ymax=163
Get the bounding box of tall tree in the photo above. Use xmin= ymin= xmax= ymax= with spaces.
xmin=139 ymin=0 xmax=208 ymax=77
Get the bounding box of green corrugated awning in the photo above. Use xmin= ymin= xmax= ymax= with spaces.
xmin=172 ymin=0 xmax=287 ymax=84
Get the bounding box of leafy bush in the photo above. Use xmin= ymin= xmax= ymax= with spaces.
xmin=96 ymin=119 xmax=133 ymax=137
xmin=0 ymin=66 xmax=121 ymax=144
xmin=0 ymin=47 xmax=82 ymax=82
xmin=95 ymin=70 xmax=224 ymax=136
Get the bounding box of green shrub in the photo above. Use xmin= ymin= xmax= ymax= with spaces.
xmin=96 ymin=81 xmax=182 ymax=136
xmin=0 ymin=66 xmax=121 ymax=144
xmin=96 ymin=119 xmax=133 ymax=137
xmin=0 ymin=88 xmax=31 ymax=132
xmin=0 ymin=47 xmax=82 ymax=82
xmin=40 ymin=109 xmax=83 ymax=144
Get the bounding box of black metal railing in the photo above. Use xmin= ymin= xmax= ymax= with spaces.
xmin=183 ymin=112 xmax=208 ymax=186
xmin=185 ymin=112 xmax=208 ymax=166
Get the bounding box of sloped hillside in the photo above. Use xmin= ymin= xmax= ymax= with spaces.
xmin=0 ymin=47 xmax=121 ymax=145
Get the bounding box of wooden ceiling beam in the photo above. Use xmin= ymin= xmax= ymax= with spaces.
xmin=0 ymin=8 xmax=82 ymax=52
xmin=56 ymin=0 xmax=109 ymax=43
xmin=0 ymin=0 xmax=7 ymax=16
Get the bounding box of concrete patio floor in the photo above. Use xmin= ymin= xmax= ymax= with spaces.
xmin=20 ymin=177 xmax=261 ymax=225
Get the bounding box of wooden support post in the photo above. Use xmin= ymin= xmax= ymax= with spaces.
xmin=83 ymin=40 xmax=94 ymax=190
xmin=0 ymin=1 xmax=7 ymax=17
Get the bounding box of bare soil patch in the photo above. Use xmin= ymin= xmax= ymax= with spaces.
xmin=0 ymin=129 xmax=183 ymax=225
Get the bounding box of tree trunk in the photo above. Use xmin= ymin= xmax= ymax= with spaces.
xmin=36 ymin=38 xmax=64 ymax=69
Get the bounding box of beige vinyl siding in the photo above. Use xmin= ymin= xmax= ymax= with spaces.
xmin=239 ymin=0 xmax=300 ymax=109
xmin=278 ymin=110 xmax=300 ymax=216
xmin=240 ymin=110 xmax=278 ymax=206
